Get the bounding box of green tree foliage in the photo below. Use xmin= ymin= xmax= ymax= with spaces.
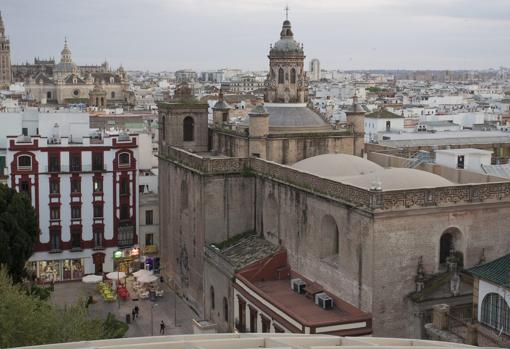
xmin=366 ymin=86 xmax=382 ymax=93
xmin=28 ymin=284 xmax=52 ymax=301
xmin=0 ymin=268 xmax=128 ymax=348
xmin=103 ymin=313 xmax=129 ymax=339
xmin=0 ymin=184 xmax=38 ymax=283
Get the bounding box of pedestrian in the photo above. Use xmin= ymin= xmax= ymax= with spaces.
xmin=160 ymin=320 xmax=165 ymax=335
xmin=131 ymin=308 xmax=136 ymax=322
xmin=134 ymin=305 xmax=139 ymax=318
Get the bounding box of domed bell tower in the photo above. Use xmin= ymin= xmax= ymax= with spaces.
xmin=212 ymin=89 xmax=231 ymax=127
xmin=264 ymin=12 xmax=308 ymax=104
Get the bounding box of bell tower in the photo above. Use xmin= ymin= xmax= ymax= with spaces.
xmin=0 ymin=11 xmax=12 ymax=88
xmin=264 ymin=9 xmax=308 ymax=104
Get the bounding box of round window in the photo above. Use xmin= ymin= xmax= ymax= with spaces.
xmin=73 ymin=89 xmax=79 ymax=96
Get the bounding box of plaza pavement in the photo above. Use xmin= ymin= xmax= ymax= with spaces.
xmin=50 ymin=278 xmax=196 ymax=337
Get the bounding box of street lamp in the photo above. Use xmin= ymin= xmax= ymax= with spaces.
xmin=151 ymin=303 xmax=158 ymax=336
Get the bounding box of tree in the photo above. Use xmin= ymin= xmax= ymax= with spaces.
xmin=0 ymin=184 xmax=38 ymax=283
xmin=366 ymin=86 xmax=382 ymax=93
xmin=0 ymin=268 xmax=128 ymax=348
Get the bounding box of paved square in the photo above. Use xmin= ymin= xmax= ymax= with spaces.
xmin=50 ymin=279 xmax=196 ymax=337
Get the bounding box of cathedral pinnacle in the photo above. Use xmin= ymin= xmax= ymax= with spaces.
xmin=0 ymin=11 xmax=5 ymax=37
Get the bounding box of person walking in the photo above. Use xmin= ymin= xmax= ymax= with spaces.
xmin=134 ymin=305 xmax=139 ymax=318
xmin=160 ymin=320 xmax=166 ymax=335
xmin=131 ymin=308 xmax=136 ymax=322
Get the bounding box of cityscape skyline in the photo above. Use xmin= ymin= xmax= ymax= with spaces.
xmin=2 ymin=0 xmax=510 ymax=72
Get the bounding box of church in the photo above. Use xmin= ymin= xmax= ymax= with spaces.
xmin=158 ymin=17 xmax=510 ymax=338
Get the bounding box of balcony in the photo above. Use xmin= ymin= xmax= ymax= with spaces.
xmin=70 ymin=164 xmax=82 ymax=172
xmin=92 ymin=163 xmax=106 ymax=172
xmin=43 ymin=164 xmax=106 ymax=173
xmin=48 ymin=165 xmax=61 ymax=173
xmin=117 ymin=225 xmax=135 ymax=248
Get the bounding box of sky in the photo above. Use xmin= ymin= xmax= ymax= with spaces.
xmin=2 ymin=0 xmax=510 ymax=72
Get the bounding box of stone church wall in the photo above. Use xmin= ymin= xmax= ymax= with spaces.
xmin=371 ymin=204 xmax=510 ymax=337
xmin=212 ymin=129 xmax=356 ymax=165
xmin=159 ymin=146 xmax=510 ymax=337
xmin=159 ymin=159 xmax=206 ymax=314
xmin=266 ymin=136 xmax=355 ymax=165
xmin=159 ymin=156 xmax=255 ymax=316
xmin=253 ymin=176 xmax=375 ymax=321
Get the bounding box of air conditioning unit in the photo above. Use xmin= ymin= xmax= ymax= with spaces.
xmin=315 ymin=292 xmax=334 ymax=310
xmin=291 ymin=278 xmax=306 ymax=294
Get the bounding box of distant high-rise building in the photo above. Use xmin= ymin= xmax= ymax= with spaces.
xmin=309 ymin=58 xmax=320 ymax=81
xmin=0 ymin=11 xmax=12 ymax=88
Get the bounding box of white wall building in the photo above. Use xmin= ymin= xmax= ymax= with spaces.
xmin=364 ymin=109 xmax=405 ymax=143
xmin=6 ymin=112 xmax=139 ymax=281
xmin=435 ymin=148 xmax=492 ymax=173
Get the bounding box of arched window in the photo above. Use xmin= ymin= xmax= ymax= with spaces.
xmin=223 ymin=297 xmax=229 ymax=322
xmin=118 ymin=152 xmax=130 ymax=166
xmin=18 ymin=155 xmax=32 ymax=169
xmin=111 ymin=91 xmax=116 ymax=99
xmin=210 ymin=286 xmax=215 ymax=310
xmin=290 ymin=68 xmax=296 ymax=84
xmin=439 ymin=232 xmax=453 ymax=264
xmin=320 ymin=215 xmax=339 ymax=258
xmin=183 ymin=116 xmax=194 ymax=142
xmin=278 ymin=68 xmax=284 ymax=84
xmin=47 ymin=91 xmax=52 ymax=100
xmin=481 ymin=293 xmax=510 ymax=334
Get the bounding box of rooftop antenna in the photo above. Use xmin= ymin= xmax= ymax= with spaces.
xmin=285 ymin=5 xmax=289 ymax=20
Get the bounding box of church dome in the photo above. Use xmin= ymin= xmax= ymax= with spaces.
xmin=212 ymin=89 xmax=231 ymax=110
xmin=292 ymin=154 xmax=383 ymax=177
xmin=292 ymin=155 xmax=454 ymax=190
xmin=273 ymin=38 xmax=302 ymax=52
xmin=55 ymin=38 xmax=77 ymax=74
xmin=338 ymin=168 xmax=454 ymax=190
xmin=270 ymin=20 xmax=303 ymax=54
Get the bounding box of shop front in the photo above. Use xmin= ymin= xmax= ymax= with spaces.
xmin=141 ymin=244 xmax=160 ymax=272
xmin=28 ymin=258 xmax=85 ymax=283
xmin=112 ymin=246 xmax=141 ymax=273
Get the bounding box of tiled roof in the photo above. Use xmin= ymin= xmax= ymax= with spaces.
xmin=467 ymin=253 xmax=510 ymax=287
xmin=365 ymin=108 xmax=403 ymax=119
xmin=217 ymin=234 xmax=280 ymax=270
xmin=264 ymin=105 xmax=328 ymax=127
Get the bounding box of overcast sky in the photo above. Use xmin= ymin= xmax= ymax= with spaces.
xmin=2 ymin=0 xmax=510 ymax=72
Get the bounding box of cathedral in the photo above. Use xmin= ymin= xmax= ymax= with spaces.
xmin=158 ymin=16 xmax=510 ymax=339
xmin=17 ymin=38 xmax=132 ymax=106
